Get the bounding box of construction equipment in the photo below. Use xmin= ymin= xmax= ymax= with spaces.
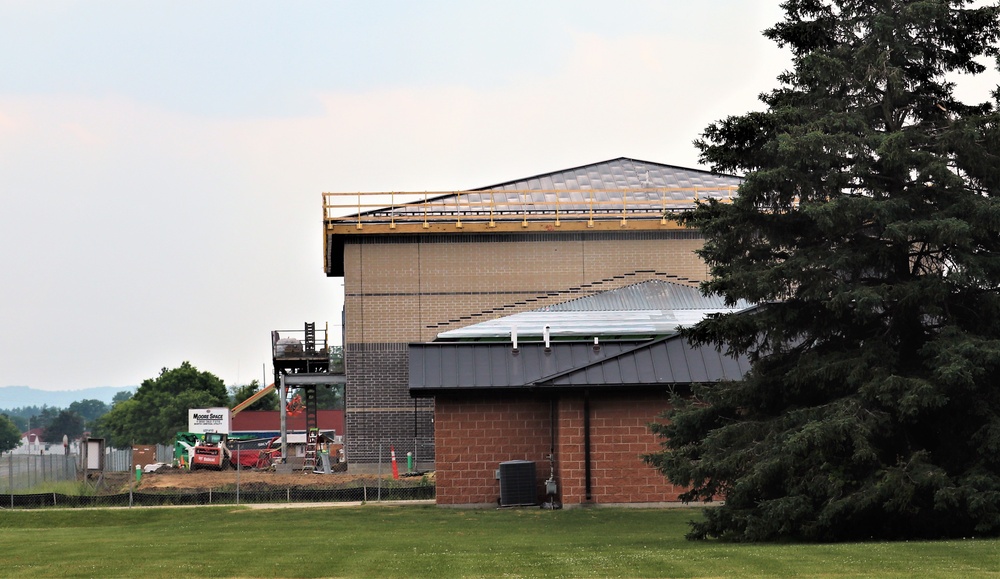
xmin=191 ymin=432 xmax=233 ymax=470
xmin=229 ymin=436 xmax=281 ymax=470
xmin=231 ymin=383 xmax=277 ymax=416
xmin=175 ymin=432 xmax=200 ymax=469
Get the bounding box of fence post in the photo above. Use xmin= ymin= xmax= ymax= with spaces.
xmin=235 ymin=440 xmax=241 ymax=505
xmin=128 ymin=448 xmax=135 ymax=509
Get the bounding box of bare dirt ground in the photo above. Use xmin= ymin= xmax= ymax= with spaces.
xmin=134 ymin=467 xmax=433 ymax=492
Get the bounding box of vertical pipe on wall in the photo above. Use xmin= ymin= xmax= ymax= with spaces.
xmin=584 ymin=389 xmax=592 ymax=501
xmin=549 ymin=397 xmax=556 ymax=459
xmin=550 ymin=395 xmax=560 ymax=494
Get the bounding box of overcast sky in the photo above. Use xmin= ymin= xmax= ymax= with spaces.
xmin=2 ymin=1 xmax=996 ymax=392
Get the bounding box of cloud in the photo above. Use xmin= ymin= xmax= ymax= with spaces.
xmin=222 ymin=29 xmax=789 ymax=194
xmin=0 ymin=20 xmax=789 ymax=390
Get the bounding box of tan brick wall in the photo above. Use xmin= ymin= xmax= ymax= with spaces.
xmin=344 ymin=232 xmax=706 ymax=343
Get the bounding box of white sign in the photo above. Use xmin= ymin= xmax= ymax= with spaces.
xmin=188 ymin=407 xmax=231 ymax=434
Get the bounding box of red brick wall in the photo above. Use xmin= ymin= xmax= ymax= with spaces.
xmin=435 ymin=394 xmax=552 ymax=506
xmin=586 ymin=393 xmax=683 ymax=504
xmin=435 ymin=390 xmax=683 ymax=506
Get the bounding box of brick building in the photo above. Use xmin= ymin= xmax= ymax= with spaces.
xmin=323 ymin=157 xmax=742 ymax=472
xmin=409 ymin=280 xmax=750 ymax=507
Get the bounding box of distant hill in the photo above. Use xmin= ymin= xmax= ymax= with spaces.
xmin=0 ymin=386 xmax=135 ymax=410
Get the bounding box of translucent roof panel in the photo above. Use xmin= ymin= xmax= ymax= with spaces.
xmin=436 ymin=280 xmax=753 ymax=341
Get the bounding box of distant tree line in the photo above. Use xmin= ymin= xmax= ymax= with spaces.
xmin=0 ymin=361 xmax=336 ymax=453
xmin=0 ymin=399 xmax=119 ymax=448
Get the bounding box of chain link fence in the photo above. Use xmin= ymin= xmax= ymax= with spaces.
xmin=1 ymin=453 xmax=79 ymax=492
xmin=343 ymin=437 xmax=435 ymax=474
xmin=1 ymin=440 xmax=435 ymax=509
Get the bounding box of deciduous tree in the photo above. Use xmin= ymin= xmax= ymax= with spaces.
xmin=98 ymin=362 xmax=228 ymax=446
xmin=41 ymin=410 xmax=85 ymax=443
xmin=67 ymin=399 xmax=110 ymax=427
xmin=647 ymin=0 xmax=1000 ymax=541
xmin=0 ymin=414 xmax=21 ymax=453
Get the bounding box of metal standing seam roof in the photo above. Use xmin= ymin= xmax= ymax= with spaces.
xmin=408 ymin=335 xmax=750 ymax=394
xmin=435 ymin=280 xmax=753 ymax=341
xmin=360 ymin=157 xmax=743 ymax=219
xmin=322 ymin=158 xmax=744 ymax=277
xmin=477 ymin=157 xmax=741 ymax=192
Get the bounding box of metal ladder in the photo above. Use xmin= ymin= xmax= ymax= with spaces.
xmin=304 ymin=322 xmax=316 ymax=353
xmin=302 ymin=427 xmax=319 ymax=471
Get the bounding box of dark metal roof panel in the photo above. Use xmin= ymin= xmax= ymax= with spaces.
xmin=665 ymin=339 xmax=693 ymax=383
xmin=409 ymin=335 xmax=749 ymax=392
xmin=542 ymin=336 xmax=748 ymax=388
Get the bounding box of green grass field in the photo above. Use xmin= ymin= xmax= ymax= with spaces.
xmin=1 ymin=505 xmax=998 ymax=578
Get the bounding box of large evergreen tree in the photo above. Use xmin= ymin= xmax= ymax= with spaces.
xmin=646 ymin=0 xmax=1000 ymax=541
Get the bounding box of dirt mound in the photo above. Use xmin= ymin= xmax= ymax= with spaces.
xmin=136 ymin=467 xmax=432 ymax=491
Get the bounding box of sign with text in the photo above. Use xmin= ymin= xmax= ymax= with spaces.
xmin=188 ymin=407 xmax=231 ymax=434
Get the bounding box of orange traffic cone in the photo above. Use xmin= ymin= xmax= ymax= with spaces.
xmin=390 ymin=446 xmax=399 ymax=479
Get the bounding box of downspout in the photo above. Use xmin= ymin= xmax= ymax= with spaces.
xmin=550 ymin=396 xmax=556 ymax=460
xmin=584 ymin=389 xmax=592 ymax=501
xmin=546 ymin=395 xmax=559 ymax=506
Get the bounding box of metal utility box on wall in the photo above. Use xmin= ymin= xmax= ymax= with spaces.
xmin=84 ymin=438 xmax=105 ymax=471
xmin=499 ymin=460 xmax=537 ymax=506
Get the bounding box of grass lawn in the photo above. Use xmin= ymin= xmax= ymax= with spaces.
xmin=1 ymin=505 xmax=998 ymax=578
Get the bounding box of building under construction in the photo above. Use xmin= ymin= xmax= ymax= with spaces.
xmin=322 ymin=157 xmax=742 ymax=472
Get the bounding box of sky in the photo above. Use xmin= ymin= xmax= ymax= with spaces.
xmin=1 ymin=1 xmax=996 ymax=392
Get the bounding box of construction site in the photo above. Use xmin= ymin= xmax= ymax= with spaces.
xmin=8 ymin=157 xmax=746 ymax=509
